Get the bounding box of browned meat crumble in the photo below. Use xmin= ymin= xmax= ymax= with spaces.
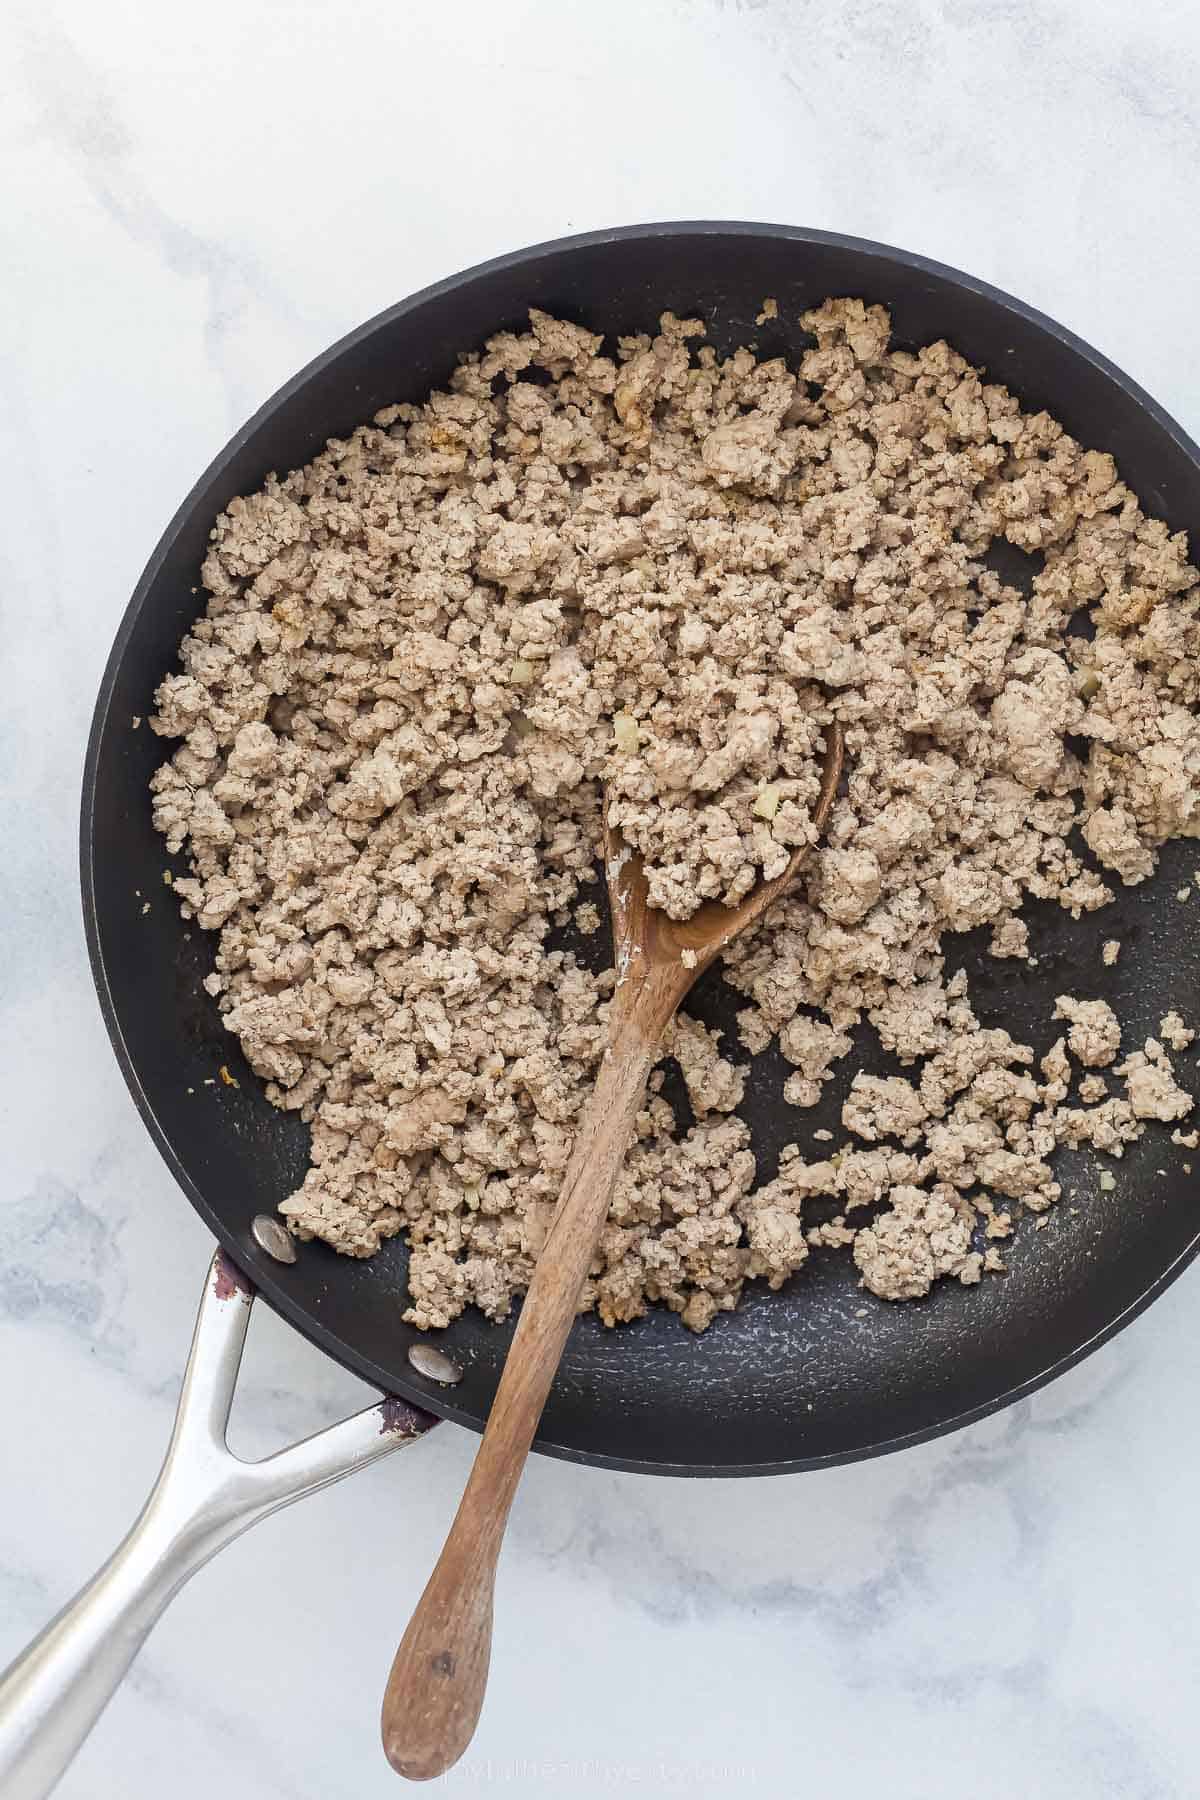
xmin=151 ymin=300 xmax=1198 ymax=1329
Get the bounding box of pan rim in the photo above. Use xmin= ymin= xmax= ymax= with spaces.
xmin=81 ymin=218 xmax=1200 ymax=1476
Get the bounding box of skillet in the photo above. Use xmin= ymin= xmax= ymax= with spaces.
xmin=3 ymin=221 xmax=1199 ymax=1798
xmin=79 ymin=221 xmax=1200 ymax=1475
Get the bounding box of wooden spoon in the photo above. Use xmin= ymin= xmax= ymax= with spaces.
xmin=381 ymin=721 xmax=844 ymax=1781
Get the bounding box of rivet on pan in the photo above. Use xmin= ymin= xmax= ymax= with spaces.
xmin=251 ymin=1214 xmax=298 ymax=1264
xmin=407 ymin=1343 xmax=463 ymax=1386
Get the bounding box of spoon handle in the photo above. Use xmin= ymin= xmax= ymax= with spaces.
xmin=381 ymin=1004 xmax=662 ymax=1782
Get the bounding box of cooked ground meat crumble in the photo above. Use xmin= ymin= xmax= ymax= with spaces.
xmin=150 ymin=299 xmax=1199 ymax=1329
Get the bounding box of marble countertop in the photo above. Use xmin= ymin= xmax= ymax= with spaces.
xmin=4 ymin=1 xmax=1200 ymax=1794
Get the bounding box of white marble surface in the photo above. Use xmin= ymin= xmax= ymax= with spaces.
xmin=4 ymin=1 xmax=1200 ymax=1794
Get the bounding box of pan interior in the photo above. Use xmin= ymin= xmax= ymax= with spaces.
xmin=84 ymin=226 xmax=1200 ymax=1474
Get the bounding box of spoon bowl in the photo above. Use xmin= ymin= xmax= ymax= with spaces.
xmin=605 ymin=719 xmax=846 ymax=997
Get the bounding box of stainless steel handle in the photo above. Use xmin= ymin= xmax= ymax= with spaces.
xmin=0 ymin=1250 xmax=438 ymax=1800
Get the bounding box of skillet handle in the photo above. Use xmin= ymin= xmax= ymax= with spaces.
xmin=0 ymin=1250 xmax=438 ymax=1800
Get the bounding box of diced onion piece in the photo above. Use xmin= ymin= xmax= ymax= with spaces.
xmin=753 ymin=783 xmax=781 ymax=821
xmin=510 ymin=659 xmax=536 ymax=685
xmin=613 ymin=713 xmax=640 ymax=753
